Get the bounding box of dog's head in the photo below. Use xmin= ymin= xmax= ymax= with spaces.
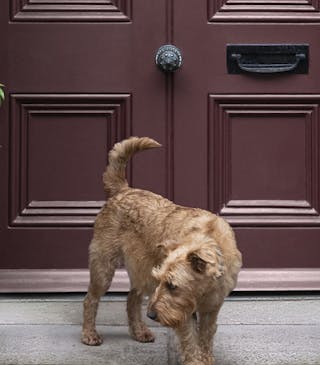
xmin=147 ymin=239 xmax=224 ymax=328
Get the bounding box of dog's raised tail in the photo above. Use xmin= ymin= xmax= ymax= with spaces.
xmin=103 ymin=137 xmax=161 ymax=197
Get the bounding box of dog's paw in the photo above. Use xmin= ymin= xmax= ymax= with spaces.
xmin=131 ymin=327 xmax=155 ymax=343
xmin=134 ymin=330 xmax=156 ymax=343
xmin=81 ymin=330 xmax=103 ymax=346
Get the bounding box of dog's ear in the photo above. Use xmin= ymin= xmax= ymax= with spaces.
xmin=187 ymin=245 xmax=224 ymax=278
xmin=187 ymin=252 xmax=207 ymax=274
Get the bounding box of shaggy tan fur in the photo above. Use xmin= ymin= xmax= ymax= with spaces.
xmin=82 ymin=137 xmax=242 ymax=365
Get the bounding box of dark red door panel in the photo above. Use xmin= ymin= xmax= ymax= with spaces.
xmin=0 ymin=1 xmax=168 ymax=269
xmin=173 ymin=1 xmax=320 ymax=271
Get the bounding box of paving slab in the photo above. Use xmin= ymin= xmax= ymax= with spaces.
xmin=1 ymin=324 xmax=319 ymax=365
xmin=0 ymin=301 xmax=156 ymax=327
xmin=218 ymin=298 xmax=320 ymax=325
xmin=0 ymin=325 xmax=168 ymax=365
xmin=0 ymin=295 xmax=319 ymax=365
xmin=215 ymin=325 xmax=320 ymax=365
xmin=0 ymin=296 xmax=319 ymax=326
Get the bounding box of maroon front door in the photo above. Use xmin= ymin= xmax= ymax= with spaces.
xmin=1 ymin=1 xmax=319 ymax=291
xmin=0 ymin=1 xmax=169 ymax=273
xmin=173 ymin=1 xmax=320 ymax=288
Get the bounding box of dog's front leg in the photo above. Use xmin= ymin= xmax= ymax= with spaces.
xmin=175 ymin=318 xmax=205 ymax=365
xmin=197 ymin=308 xmax=221 ymax=365
xmin=127 ymin=288 xmax=155 ymax=343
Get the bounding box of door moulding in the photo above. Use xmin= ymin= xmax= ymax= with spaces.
xmin=208 ymin=0 xmax=320 ymax=22
xmin=11 ymin=0 xmax=132 ymax=22
xmin=0 ymin=268 xmax=319 ymax=293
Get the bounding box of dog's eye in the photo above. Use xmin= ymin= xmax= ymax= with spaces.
xmin=166 ymin=282 xmax=177 ymax=291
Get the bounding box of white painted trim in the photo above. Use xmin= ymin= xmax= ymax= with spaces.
xmin=0 ymin=268 xmax=319 ymax=293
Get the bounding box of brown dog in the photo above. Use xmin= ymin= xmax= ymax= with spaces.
xmin=82 ymin=137 xmax=242 ymax=365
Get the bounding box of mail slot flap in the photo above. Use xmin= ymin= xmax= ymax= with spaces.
xmin=227 ymin=44 xmax=309 ymax=74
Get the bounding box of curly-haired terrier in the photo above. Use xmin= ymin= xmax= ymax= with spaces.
xmin=82 ymin=137 xmax=242 ymax=365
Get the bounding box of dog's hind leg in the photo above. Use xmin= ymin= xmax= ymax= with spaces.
xmin=81 ymin=242 xmax=118 ymax=346
xmin=127 ymin=288 xmax=155 ymax=343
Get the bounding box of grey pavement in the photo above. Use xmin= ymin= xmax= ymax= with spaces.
xmin=0 ymin=294 xmax=319 ymax=364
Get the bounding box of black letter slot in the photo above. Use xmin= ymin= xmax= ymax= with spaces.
xmin=227 ymin=44 xmax=309 ymax=74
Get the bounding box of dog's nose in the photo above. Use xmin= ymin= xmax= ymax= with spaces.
xmin=147 ymin=310 xmax=158 ymax=321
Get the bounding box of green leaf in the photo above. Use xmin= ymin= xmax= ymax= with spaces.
xmin=0 ymin=85 xmax=4 ymax=103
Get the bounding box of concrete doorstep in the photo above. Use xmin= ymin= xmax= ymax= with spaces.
xmin=0 ymin=294 xmax=319 ymax=365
